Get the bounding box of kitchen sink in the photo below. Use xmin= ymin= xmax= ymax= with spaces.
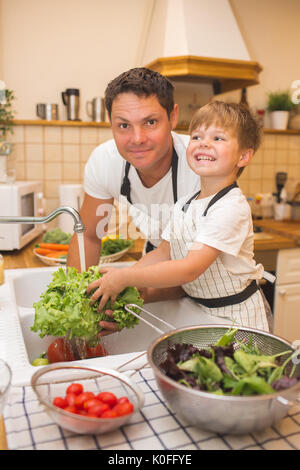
xmin=2 ymin=265 xmax=232 ymax=386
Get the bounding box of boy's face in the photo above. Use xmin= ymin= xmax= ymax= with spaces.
xmin=186 ymin=123 xmax=252 ymax=181
xmin=110 ymin=92 xmax=178 ymax=174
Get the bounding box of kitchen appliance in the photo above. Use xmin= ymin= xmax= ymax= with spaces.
xmin=86 ymin=97 xmax=105 ymax=122
xmin=287 ymin=183 xmax=300 ymax=220
xmin=36 ymin=103 xmax=59 ymax=121
xmin=274 ymin=172 xmax=288 ymax=203
xmin=61 ymin=88 xmax=80 ymax=121
xmin=0 ymin=181 xmax=44 ymax=250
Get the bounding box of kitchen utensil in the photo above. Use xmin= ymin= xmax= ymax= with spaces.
xmin=124 ymin=305 xmax=300 ymax=434
xmin=288 ymin=201 xmax=300 ymax=221
xmin=275 ymin=172 xmax=288 ymax=203
xmin=36 ymin=103 xmax=59 ymax=121
xmin=31 ymin=362 xmax=144 ymax=435
xmin=291 ymin=182 xmax=300 ymax=202
xmin=61 ymin=89 xmax=80 ymax=121
xmin=86 ymin=97 xmax=105 ymax=122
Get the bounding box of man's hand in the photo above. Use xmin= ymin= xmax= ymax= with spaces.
xmin=98 ymin=309 xmax=121 ymax=337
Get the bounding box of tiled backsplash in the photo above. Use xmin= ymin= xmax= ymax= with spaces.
xmin=8 ymin=124 xmax=113 ymax=213
xmin=7 ymin=124 xmax=300 ymax=214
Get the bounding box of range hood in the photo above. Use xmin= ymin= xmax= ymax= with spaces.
xmin=141 ymin=0 xmax=262 ymax=94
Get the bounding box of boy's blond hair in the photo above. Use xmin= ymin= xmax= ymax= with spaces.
xmin=189 ymin=101 xmax=262 ymax=177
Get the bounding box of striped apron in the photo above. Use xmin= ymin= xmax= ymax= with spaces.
xmin=170 ymin=183 xmax=269 ymax=331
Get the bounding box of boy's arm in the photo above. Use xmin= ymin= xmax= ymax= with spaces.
xmin=131 ymin=240 xmax=185 ymax=302
xmin=90 ymin=242 xmax=220 ymax=312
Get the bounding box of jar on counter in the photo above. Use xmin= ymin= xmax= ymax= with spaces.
xmin=0 ymin=254 xmax=4 ymax=285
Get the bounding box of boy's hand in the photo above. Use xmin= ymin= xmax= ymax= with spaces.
xmin=86 ymin=267 xmax=127 ymax=313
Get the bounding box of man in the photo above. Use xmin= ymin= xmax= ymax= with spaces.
xmin=67 ymin=67 xmax=200 ymax=329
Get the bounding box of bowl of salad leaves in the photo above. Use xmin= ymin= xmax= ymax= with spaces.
xmin=100 ymin=235 xmax=134 ymax=263
xmin=147 ymin=325 xmax=300 ymax=434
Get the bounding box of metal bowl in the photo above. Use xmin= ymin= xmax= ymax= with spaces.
xmin=147 ymin=324 xmax=300 ymax=435
xmin=31 ymin=362 xmax=144 ymax=435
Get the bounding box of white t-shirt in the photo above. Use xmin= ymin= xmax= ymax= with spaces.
xmin=84 ymin=132 xmax=200 ymax=246
xmin=162 ymin=187 xmax=264 ymax=291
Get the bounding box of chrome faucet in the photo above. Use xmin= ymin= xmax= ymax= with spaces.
xmin=0 ymin=206 xmax=85 ymax=233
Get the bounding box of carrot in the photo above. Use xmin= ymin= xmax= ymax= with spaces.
xmin=35 ymin=247 xmax=54 ymax=256
xmin=45 ymin=251 xmax=68 ymax=259
xmin=38 ymin=243 xmax=69 ymax=251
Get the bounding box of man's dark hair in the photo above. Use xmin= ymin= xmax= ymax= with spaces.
xmin=104 ymin=67 xmax=175 ymax=118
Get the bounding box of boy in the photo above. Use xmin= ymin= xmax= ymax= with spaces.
xmin=87 ymin=101 xmax=269 ymax=332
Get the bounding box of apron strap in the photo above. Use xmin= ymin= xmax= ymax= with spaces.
xmin=182 ymin=182 xmax=238 ymax=215
xmin=120 ymin=161 xmax=132 ymax=204
xmin=120 ymin=147 xmax=179 ymax=205
xmin=186 ymin=279 xmax=259 ymax=308
xmin=202 ymin=181 xmax=238 ymax=216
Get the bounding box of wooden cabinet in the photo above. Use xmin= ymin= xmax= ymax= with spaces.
xmin=274 ymin=248 xmax=300 ymax=342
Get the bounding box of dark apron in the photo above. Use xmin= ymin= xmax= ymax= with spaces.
xmin=182 ymin=181 xmax=259 ymax=308
xmin=120 ymin=147 xmax=179 ymax=253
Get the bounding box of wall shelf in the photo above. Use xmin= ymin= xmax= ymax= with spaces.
xmin=12 ymin=120 xmax=300 ymax=136
xmin=176 ymin=124 xmax=300 ymax=135
xmin=13 ymin=119 xmax=110 ymax=128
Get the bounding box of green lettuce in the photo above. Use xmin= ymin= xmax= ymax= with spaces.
xmin=31 ymin=266 xmax=143 ymax=344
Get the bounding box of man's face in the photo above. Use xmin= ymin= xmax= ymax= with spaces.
xmin=110 ymin=92 xmax=178 ymax=173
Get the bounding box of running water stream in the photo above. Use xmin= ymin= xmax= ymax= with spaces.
xmin=77 ymin=231 xmax=86 ymax=273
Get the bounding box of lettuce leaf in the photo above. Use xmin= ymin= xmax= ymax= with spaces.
xmin=31 ymin=266 xmax=143 ymax=344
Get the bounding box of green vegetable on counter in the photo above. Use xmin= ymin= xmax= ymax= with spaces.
xmin=42 ymin=228 xmax=72 ymax=245
xmin=32 ymin=357 xmax=50 ymax=367
xmin=31 ymin=266 xmax=143 ymax=345
xmin=101 ymin=238 xmax=133 ymax=257
xmin=32 ymin=352 xmax=49 ymax=366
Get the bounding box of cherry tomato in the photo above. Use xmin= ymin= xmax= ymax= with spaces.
xmin=74 ymin=392 xmax=95 ymax=409
xmin=83 ymin=398 xmax=102 ymax=410
xmin=65 ymin=392 xmax=77 ymax=407
xmin=53 ymin=396 xmax=68 ymax=409
xmin=66 ymin=383 xmax=83 ymax=396
xmin=101 ymin=409 xmax=118 ymax=419
xmin=64 ymin=405 xmax=78 ymax=414
xmin=117 ymin=396 xmax=129 ymax=405
xmin=87 ymin=403 xmax=110 ymax=417
xmin=96 ymin=391 xmax=117 ymax=407
xmin=114 ymin=401 xmax=134 ymax=416
xmin=47 ymin=338 xmax=76 ymax=363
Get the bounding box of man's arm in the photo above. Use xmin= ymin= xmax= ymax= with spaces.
xmin=67 ymin=193 xmax=114 ymax=271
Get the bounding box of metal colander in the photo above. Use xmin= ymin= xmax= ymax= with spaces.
xmin=124 ymin=305 xmax=300 ymax=435
xmin=147 ymin=325 xmax=300 ymax=435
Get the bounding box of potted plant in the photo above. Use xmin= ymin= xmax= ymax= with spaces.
xmin=266 ymin=90 xmax=295 ymax=130
xmin=0 ymin=88 xmax=16 ymax=155
xmin=0 ymin=87 xmax=16 ymax=182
